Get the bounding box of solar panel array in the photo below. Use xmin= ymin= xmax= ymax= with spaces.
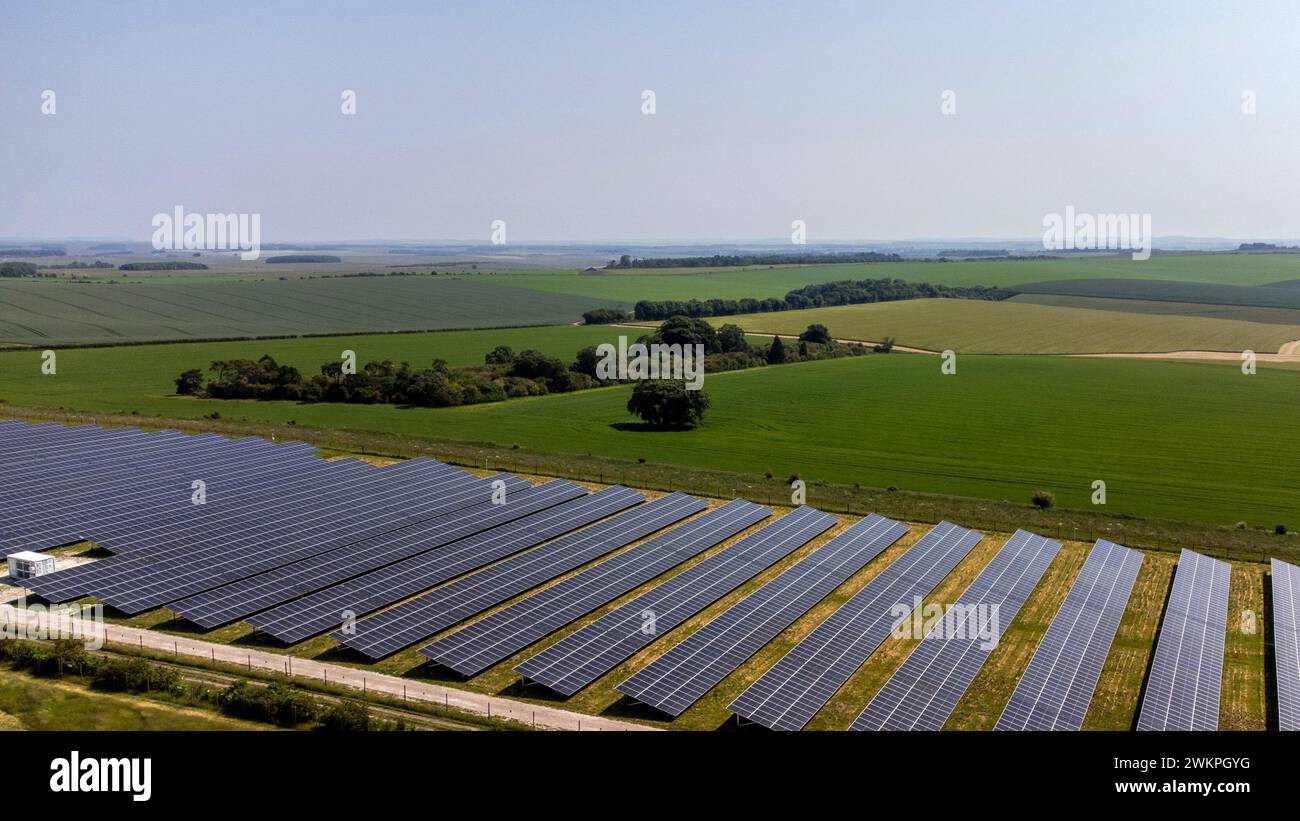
xmin=1273 ymin=558 xmax=1300 ymax=732
xmin=0 ymin=421 xmax=321 ymax=556
xmin=247 ymin=486 xmax=647 ymax=643
xmin=996 ymin=540 xmax=1142 ymax=731
xmin=618 ymin=513 xmax=909 ymax=716
xmin=851 ymin=529 xmax=1060 ymax=731
xmin=35 ymin=466 xmax=523 ymax=613
xmin=1136 ymin=549 xmax=1230 ymax=731
xmin=168 ymin=479 xmax=589 ymax=628
xmin=332 ymin=492 xmax=708 ymax=659
xmin=514 ymin=506 xmax=837 ymax=696
xmin=728 ymin=521 xmax=983 ymax=731
xmin=6 ymin=421 xmax=1275 ymax=730
xmin=420 ymin=499 xmax=772 ymax=677
xmin=26 ymin=453 xmax=492 ymax=606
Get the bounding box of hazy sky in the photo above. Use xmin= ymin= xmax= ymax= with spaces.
xmin=2 ymin=1 xmax=1298 ymax=242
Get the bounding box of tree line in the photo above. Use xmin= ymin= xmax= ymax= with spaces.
xmin=177 ymin=347 xmax=598 ymax=408
xmin=606 ymin=251 xmax=903 ymax=268
xmin=175 ymin=316 xmax=872 ymax=427
xmin=633 ymin=277 xmax=1014 ymax=320
xmin=119 ymin=261 xmax=209 ymax=271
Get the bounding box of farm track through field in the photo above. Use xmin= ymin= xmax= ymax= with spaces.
xmin=1071 ymin=341 xmax=1300 ymax=364
xmin=620 ymin=322 xmax=1300 ymax=363
xmin=611 ymin=323 xmax=941 ymax=354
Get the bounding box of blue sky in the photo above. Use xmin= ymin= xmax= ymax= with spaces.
xmin=1 ymin=0 xmax=1297 ymax=241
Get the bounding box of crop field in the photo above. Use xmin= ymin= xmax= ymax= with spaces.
xmin=1014 ymin=277 xmax=1300 ymax=311
xmin=1010 ymin=293 xmax=1300 ymax=326
xmin=6 ymin=253 xmax=1300 ymax=347
xmin=10 ymin=352 xmax=1298 ymax=527
xmin=484 ymin=253 xmax=1300 ymax=303
xmin=0 ymin=276 xmax=620 ymax=346
xmin=717 ymin=298 xmax=1300 ymax=354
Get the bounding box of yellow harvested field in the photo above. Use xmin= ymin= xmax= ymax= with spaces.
xmin=721 ymin=298 xmax=1300 ymax=354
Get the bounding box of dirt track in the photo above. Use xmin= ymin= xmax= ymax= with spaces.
xmin=612 ymin=323 xmax=1300 ymax=363
xmin=1072 ymin=339 xmax=1300 ymax=364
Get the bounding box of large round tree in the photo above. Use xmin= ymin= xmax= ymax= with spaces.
xmin=626 ymin=380 xmax=710 ymax=428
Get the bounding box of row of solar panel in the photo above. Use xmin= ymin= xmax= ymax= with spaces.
xmin=0 ymin=421 xmax=327 ymax=555
xmin=8 ymin=422 xmax=1296 ymax=730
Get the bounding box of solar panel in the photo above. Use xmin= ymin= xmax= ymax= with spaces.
xmin=995 ymin=539 xmax=1143 ymax=731
xmin=513 ymin=506 xmax=837 ymax=696
xmin=22 ymin=462 xmax=457 ymax=602
xmin=1135 ymin=549 xmax=1229 ymax=731
xmin=24 ymin=456 xmax=471 ymax=602
xmin=332 ymin=492 xmax=707 ymax=659
xmin=728 ymin=521 xmax=983 ymax=731
xmin=242 ymin=486 xmax=645 ymax=642
xmin=168 ymin=479 xmax=588 ymax=627
xmin=0 ymin=424 xmax=326 ymax=554
xmin=32 ymin=467 xmax=518 ymax=611
xmin=419 ymin=499 xmax=772 ymax=677
xmin=1273 ymin=558 xmax=1300 ymax=732
xmin=851 ymin=529 xmax=1060 ymax=731
xmin=617 ymin=513 xmax=908 ymax=716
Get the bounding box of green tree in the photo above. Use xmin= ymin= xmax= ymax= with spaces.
xmin=766 ymin=335 xmax=786 ymax=364
xmin=174 ymin=368 xmax=204 ymax=396
xmin=582 ymin=308 xmax=628 ymax=324
xmin=485 ymin=345 xmax=515 ymax=365
xmin=0 ymin=262 xmax=39 ymax=277
xmin=798 ymin=323 xmax=831 ymax=344
xmin=626 ymin=380 xmax=710 ymax=428
xmin=573 ymin=345 xmax=603 ymax=378
xmin=717 ymin=323 xmax=748 ymax=353
xmin=654 ymin=316 xmax=719 ymax=352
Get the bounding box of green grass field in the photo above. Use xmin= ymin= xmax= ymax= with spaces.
xmin=0 ymin=325 xmax=618 ymax=412
xmin=9 ymin=350 xmax=1297 ymax=527
xmin=0 ymin=276 xmax=618 ymax=346
xmin=484 ymin=253 xmax=1300 ymax=302
xmin=717 ymin=298 xmax=1300 ymax=354
xmin=0 ymin=667 xmax=265 ymax=730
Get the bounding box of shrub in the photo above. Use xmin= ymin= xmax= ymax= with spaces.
xmin=1276 ymin=524 xmax=1288 ymax=535
xmin=217 ymin=680 xmax=317 ymax=727
xmin=91 ymin=657 xmax=183 ymax=694
xmin=319 ymin=700 xmax=372 ymax=731
xmin=1031 ymin=490 xmax=1055 ymax=509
